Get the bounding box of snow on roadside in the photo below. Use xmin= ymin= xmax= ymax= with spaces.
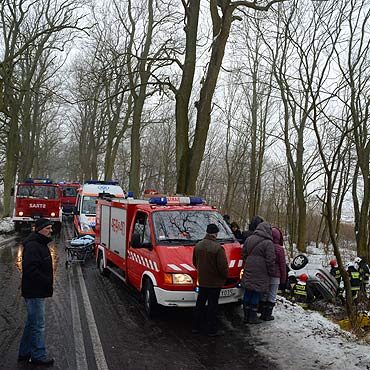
xmin=251 ymin=296 xmax=370 ymax=369
xmin=0 ymin=217 xmax=14 ymax=233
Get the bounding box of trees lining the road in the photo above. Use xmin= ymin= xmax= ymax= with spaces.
xmin=0 ymin=0 xmax=87 ymax=215
xmin=1 ymin=0 xmax=370 ymax=271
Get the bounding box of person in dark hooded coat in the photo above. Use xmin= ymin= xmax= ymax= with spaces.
xmin=241 ymin=221 xmax=275 ymax=324
xmin=259 ymin=226 xmax=286 ymax=321
xmin=241 ymin=215 xmax=264 ymax=243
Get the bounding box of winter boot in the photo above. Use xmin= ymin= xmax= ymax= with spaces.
xmin=243 ymin=302 xmax=250 ymax=324
xmin=248 ymin=305 xmax=263 ymax=324
xmin=257 ymin=300 xmax=264 ymax=314
xmin=261 ymin=302 xmax=275 ymax=321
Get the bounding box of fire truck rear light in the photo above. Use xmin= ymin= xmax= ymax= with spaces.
xmin=51 ymin=212 xmax=56 ymax=217
xmin=19 ymin=211 xmax=24 ymax=216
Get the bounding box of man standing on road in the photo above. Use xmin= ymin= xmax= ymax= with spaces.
xmin=18 ymin=218 xmax=55 ymax=366
xmin=192 ymin=223 xmax=228 ymax=337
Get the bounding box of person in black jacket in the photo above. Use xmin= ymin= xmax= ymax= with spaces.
xmin=241 ymin=215 xmax=264 ymax=242
xmin=18 ymin=218 xmax=55 ymax=366
xmin=230 ymin=222 xmax=243 ymax=241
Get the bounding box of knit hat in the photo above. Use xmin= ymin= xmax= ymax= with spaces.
xmin=35 ymin=218 xmax=53 ymax=232
xmin=206 ymin=223 xmax=219 ymax=234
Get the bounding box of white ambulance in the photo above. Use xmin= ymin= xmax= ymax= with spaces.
xmin=73 ymin=180 xmax=125 ymax=237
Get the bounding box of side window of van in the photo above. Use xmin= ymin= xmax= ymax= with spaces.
xmin=134 ymin=212 xmax=151 ymax=244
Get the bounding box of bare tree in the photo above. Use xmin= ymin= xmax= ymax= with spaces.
xmin=175 ymin=0 xmax=286 ymax=195
xmin=263 ymin=1 xmax=340 ymax=252
xmin=0 ymin=0 xmax=86 ymax=215
xmin=335 ymin=0 xmax=370 ymax=262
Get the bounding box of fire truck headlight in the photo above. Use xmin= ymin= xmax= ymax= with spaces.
xmin=51 ymin=212 xmax=56 ymax=217
xmin=18 ymin=211 xmax=24 ymax=216
xmin=164 ymin=273 xmax=193 ymax=285
xmin=240 ymin=268 xmax=244 ymax=280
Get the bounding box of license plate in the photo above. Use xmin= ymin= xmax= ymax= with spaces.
xmin=220 ymin=288 xmax=233 ymax=297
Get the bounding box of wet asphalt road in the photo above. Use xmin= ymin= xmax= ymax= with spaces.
xmin=0 ymin=220 xmax=275 ymax=370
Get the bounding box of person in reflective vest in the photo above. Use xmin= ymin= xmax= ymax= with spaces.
xmin=346 ymin=262 xmax=361 ymax=303
xmin=329 ymin=259 xmax=341 ymax=286
xmin=287 ymin=270 xmax=298 ymax=298
xmin=355 ymin=257 xmax=369 ymax=293
xmin=292 ymin=274 xmax=315 ymax=308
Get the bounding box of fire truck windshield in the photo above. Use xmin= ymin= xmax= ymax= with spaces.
xmin=81 ymin=196 xmax=97 ymax=215
xmin=17 ymin=185 xmax=58 ymax=200
xmin=61 ymin=186 xmax=78 ymax=197
xmin=152 ymin=210 xmax=235 ymax=244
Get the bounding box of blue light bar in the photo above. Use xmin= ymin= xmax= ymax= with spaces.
xmin=85 ymin=180 xmax=119 ymax=185
xmin=149 ymin=196 xmax=204 ymax=205
xmin=24 ymin=178 xmax=53 ymax=184
xmin=127 ymin=191 xmax=134 ymax=198
xmin=189 ymin=197 xmax=204 ymax=205
xmin=149 ymin=197 xmax=167 ymax=205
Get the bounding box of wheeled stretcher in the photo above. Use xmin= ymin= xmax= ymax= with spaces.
xmin=65 ymin=235 xmax=94 ymax=268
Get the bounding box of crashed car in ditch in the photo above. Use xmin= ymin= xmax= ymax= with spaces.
xmin=290 ymin=254 xmax=338 ymax=301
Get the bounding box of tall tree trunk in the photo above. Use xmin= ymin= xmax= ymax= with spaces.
xmin=175 ymin=0 xmax=200 ymax=194
xmin=185 ymin=6 xmax=234 ymax=194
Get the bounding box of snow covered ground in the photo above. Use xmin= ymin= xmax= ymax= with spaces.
xmin=0 ymin=217 xmax=14 ymax=234
xmin=0 ymin=217 xmax=369 ymax=368
xmin=252 ymin=297 xmax=370 ymax=369
xmin=0 ymin=217 xmax=14 ymax=245
xmin=250 ymin=243 xmax=370 ymax=370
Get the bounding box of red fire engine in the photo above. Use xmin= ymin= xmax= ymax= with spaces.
xmin=95 ymin=194 xmax=243 ymax=316
xmin=12 ymin=178 xmax=62 ymax=233
xmin=58 ymin=182 xmax=80 ymax=215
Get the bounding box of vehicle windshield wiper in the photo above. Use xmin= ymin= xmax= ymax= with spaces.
xmin=158 ymin=238 xmax=197 ymax=245
xmin=217 ymin=237 xmax=236 ymax=243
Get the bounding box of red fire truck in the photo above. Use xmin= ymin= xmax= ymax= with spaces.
xmin=12 ymin=178 xmax=62 ymax=233
xmin=58 ymin=182 xmax=80 ymax=215
xmin=95 ymin=194 xmax=243 ymax=316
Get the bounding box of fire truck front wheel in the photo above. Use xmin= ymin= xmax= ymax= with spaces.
xmin=53 ymin=222 xmax=61 ymax=235
xmin=143 ymin=279 xmax=158 ymax=318
xmin=14 ymin=222 xmax=22 ymax=233
xmin=97 ymin=252 xmax=110 ymax=277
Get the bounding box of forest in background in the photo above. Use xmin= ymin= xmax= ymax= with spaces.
xmin=0 ymin=0 xmax=369 ymax=277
